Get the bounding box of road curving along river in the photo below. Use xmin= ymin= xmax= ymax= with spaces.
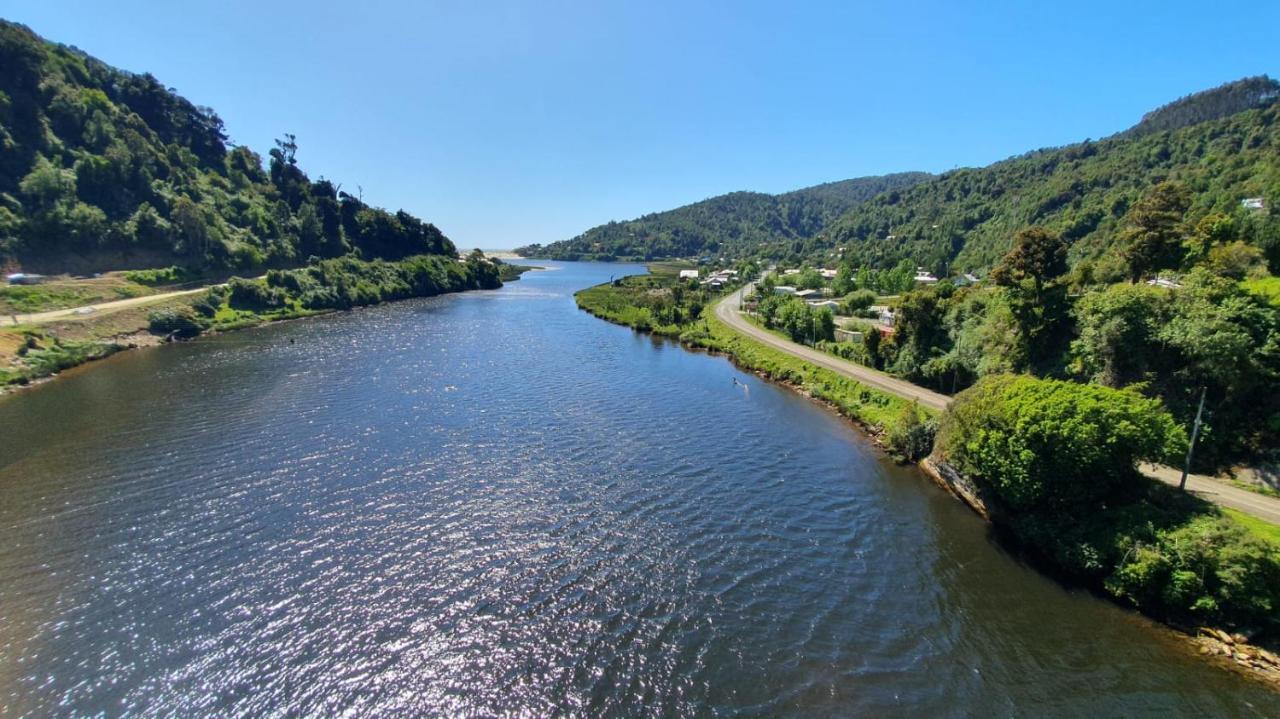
xmin=1 ymin=261 xmax=1275 ymax=716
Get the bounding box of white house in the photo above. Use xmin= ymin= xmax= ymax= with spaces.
xmin=794 ymin=289 xmax=821 ymax=300
xmin=913 ymin=267 xmax=938 ymax=283
xmin=819 ymin=268 xmax=838 ymax=279
xmin=1243 ymin=197 xmax=1266 ymax=211
xmin=678 ymin=269 xmax=700 ymax=280
xmin=773 ymin=285 xmax=797 ymax=295
xmin=1146 ymin=276 xmax=1182 ymax=290
xmin=807 ymin=299 xmax=840 ymax=310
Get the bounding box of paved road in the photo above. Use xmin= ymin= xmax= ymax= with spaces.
xmin=715 ymin=284 xmax=951 ymax=411
xmin=716 ymin=283 xmax=1280 ymax=523
xmin=1140 ymin=463 xmax=1280 ymax=524
xmin=1 ymin=287 xmax=211 ymax=327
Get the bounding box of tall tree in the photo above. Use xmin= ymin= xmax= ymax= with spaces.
xmin=1117 ymin=181 xmax=1191 ymax=282
xmin=990 ymin=226 xmax=1070 ymax=370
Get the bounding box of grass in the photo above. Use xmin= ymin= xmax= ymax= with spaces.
xmin=646 ymin=260 xmax=699 ymax=277
xmin=1223 ymin=507 xmax=1280 ymax=547
xmin=498 ymin=263 xmax=536 ymax=282
xmin=0 ymin=276 xmax=154 ymax=314
xmin=1241 ymin=276 xmax=1280 ymax=307
xmin=576 ymin=279 xmax=921 ymax=432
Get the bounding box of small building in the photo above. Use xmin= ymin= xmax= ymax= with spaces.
xmin=834 ymin=328 xmax=863 ymax=343
xmin=1243 ymin=197 xmax=1266 ymax=211
xmin=5 ymin=273 xmax=47 ymax=285
xmin=678 ymin=269 xmax=700 ymax=280
xmin=819 ymin=268 xmax=838 ymax=279
xmin=913 ymin=267 xmax=938 ymax=284
xmin=773 ymin=285 xmax=797 ymax=295
xmin=807 ymin=299 xmax=840 ymax=310
xmin=783 ymin=268 xmax=802 ymax=276
xmin=794 ymin=289 xmax=822 ymax=300
xmin=1146 ymin=276 xmax=1182 ymax=290
xmin=878 ymin=308 xmax=896 ymax=327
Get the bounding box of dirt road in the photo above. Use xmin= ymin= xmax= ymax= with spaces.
xmin=1 ymin=287 xmax=210 ymax=327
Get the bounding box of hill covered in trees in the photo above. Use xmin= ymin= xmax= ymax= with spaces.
xmin=514 ymin=173 xmax=931 ymax=261
xmin=0 ymin=20 xmax=455 ymax=273
xmin=824 ymin=76 xmax=1280 ymax=276
xmin=1118 ymin=75 xmax=1280 ymax=139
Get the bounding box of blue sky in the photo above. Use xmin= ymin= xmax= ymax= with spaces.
xmin=5 ymin=1 xmax=1278 ymax=249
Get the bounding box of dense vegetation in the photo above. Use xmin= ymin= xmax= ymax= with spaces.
xmin=825 ymin=77 xmax=1280 ymax=275
xmin=835 ymin=214 xmax=1280 ymax=467
xmin=938 ymin=375 xmax=1279 ymax=637
xmin=0 ymin=20 xmax=455 ymax=273
xmin=516 ymin=173 xmax=931 ymax=261
xmin=574 ymin=274 xmax=930 ymax=458
xmin=1118 ymin=76 xmax=1280 ymax=139
xmin=145 ymin=251 xmax=502 ymax=339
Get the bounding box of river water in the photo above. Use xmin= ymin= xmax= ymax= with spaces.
xmin=0 ymin=261 xmax=1275 ymax=716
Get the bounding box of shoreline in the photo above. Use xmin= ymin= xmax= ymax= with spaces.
xmin=575 ymin=280 xmax=1280 ymax=692
xmin=0 ymin=266 xmax=537 ymax=400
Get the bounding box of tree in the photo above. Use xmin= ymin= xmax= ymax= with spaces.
xmin=795 ymin=267 xmax=824 ymax=290
xmin=815 ymin=306 xmax=835 ymax=342
xmin=990 ymin=226 xmax=1071 ymax=370
xmin=832 ymin=263 xmax=856 ymax=295
xmin=937 ymin=375 xmax=1186 ymax=512
xmin=1118 ymin=181 xmax=1191 ymax=282
xmin=1070 ymin=283 xmax=1169 ymax=388
xmin=863 ymin=326 xmax=883 ymax=369
xmin=273 ymin=133 xmax=298 ymax=165
xmin=1204 ymin=240 xmax=1265 ymax=279
xmin=1183 ymin=212 xmax=1236 ymax=266
xmin=990 ymin=226 xmax=1068 ymax=305
xmin=840 ymin=288 xmax=877 ymax=315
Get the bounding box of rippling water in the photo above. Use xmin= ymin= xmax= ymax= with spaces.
xmin=1 ymin=262 xmax=1276 ymax=716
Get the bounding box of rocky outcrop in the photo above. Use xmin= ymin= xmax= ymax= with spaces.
xmin=1196 ymin=628 xmax=1280 ymax=688
xmin=919 ymin=456 xmax=992 ymax=520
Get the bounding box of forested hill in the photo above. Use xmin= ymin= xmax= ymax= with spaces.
xmin=514 ymin=172 xmax=931 ymax=261
xmin=0 ymin=20 xmax=455 ymax=274
xmin=1118 ymin=75 xmax=1280 ymax=139
xmin=824 ymin=76 xmax=1280 ymax=275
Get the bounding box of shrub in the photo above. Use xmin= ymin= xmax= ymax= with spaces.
xmin=886 ymin=401 xmax=937 ymax=461
xmin=147 ymin=307 xmax=204 ymax=338
xmin=226 ymin=277 xmax=287 ymax=310
xmin=937 ymin=375 xmax=1187 ymax=512
xmin=125 ymin=265 xmax=191 ymax=285
xmin=190 ymin=290 xmax=223 ymax=317
xmin=936 ymin=374 xmax=1279 ymax=635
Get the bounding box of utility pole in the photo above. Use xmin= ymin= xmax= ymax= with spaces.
xmin=1179 ymin=386 xmax=1207 ymax=491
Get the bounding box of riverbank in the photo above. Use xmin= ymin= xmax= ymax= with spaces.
xmin=576 ymin=274 xmax=1280 ymax=692
xmin=575 ymin=277 xmax=933 ymax=457
xmin=1 ymin=254 xmax=532 ymax=397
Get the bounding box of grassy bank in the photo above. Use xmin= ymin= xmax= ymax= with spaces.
xmin=575 ymin=276 xmax=930 ymax=449
xmin=2 ymin=254 xmax=527 ymax=392
xmin=579 ymin=274 xmax=1280 ymax=685
xmin=0 ymin=274 xmax=157 ymax=315
xmin=936 ymin=374 xmax=1280 ymax=667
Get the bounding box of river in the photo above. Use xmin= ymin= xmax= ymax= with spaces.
xmin=0 ymin=261 xmax=1275 ymax=716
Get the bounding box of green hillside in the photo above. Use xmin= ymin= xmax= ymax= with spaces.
xmin=825 ymin=76 xmax=1280 ymax=275
xmin=514 ymin=172 xmax=931 ymax=261
xmin=0 ymin=19 xmax=454 ymax=273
